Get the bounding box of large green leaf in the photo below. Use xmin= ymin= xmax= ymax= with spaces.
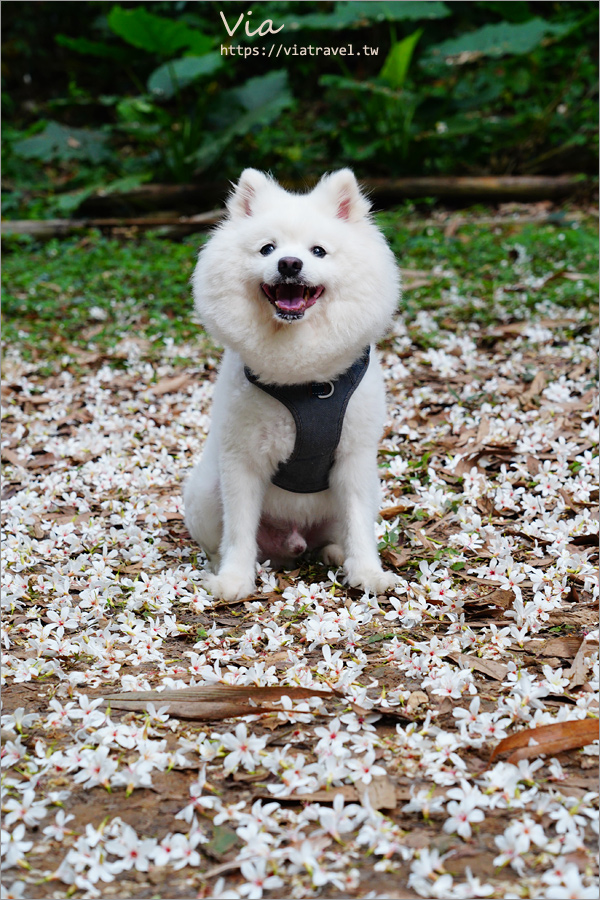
xmin=55 ymin=34 xmax=130 ymax=60
xmin=229 ymin=70 xmax=291 ymax=112
xmin=380 ymin=29 xmax=423 ymax=88
xmin=52 ymin=174 xmax=151 ymax=215
xmin=283 ymin=1 xmax=449 ymax=31
xmin=191 ymin=71 xmax=294 ymax=171
xmin=108 ymin=5 xmax=212 ymax=56
xmin=478 ymin=1 xmax=533 ymax=23
xmin=12 ymin=122 xmax=109 ymax=164
xmin=428 ymin=17 xmax=574 ymax=60
xmin=221 ymin=71 xmax=294 ymax=141
xmin=148 ymin=53 xmax=223 ymax=98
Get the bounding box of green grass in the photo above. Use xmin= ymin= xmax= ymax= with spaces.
xmin=380 ymin=208 xmax=599 ymax=329
xmin=2 ymin=208 xmax=597 ymax=363
xmin=1 ymin=231 xmax=205 ymax=358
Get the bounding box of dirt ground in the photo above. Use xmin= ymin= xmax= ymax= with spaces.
xmin=2 ymin=216 xmax=598 ymax=900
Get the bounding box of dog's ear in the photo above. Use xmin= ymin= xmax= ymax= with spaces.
xmin=314 ymin=169 xmax=371 ymax=222
xmin=227 ymin=169 xmax=273 ymax=218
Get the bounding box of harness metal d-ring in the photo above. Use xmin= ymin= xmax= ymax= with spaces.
xmin=316 ymin=381 xmax=335 ymax=399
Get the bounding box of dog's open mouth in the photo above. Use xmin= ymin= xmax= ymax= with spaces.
xmin=260 ymin=282 xmax=324 ymax=320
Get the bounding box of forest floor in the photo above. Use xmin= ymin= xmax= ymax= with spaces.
xmin=1 ymin=204 xmax=598 ymax=900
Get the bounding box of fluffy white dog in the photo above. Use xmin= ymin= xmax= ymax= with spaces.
xmin=184 ymin=168 xmax=400 ymax=601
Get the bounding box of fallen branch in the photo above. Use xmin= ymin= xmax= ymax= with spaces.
xmin=2 ymin=175 xmax=593 ymax=241
xmin=2 ymin=176 xmax=595 ymax=240
xmin=80 ymin=174 xmax=589 ymax=212
xmin=1 ymin=209 xmax=224 ymax=239
xmin=364 ymin=174 xmax=589 ymax=202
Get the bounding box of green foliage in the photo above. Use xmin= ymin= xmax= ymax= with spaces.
xmin=428 ymin=16 xmax=576 ymax=59
xmin=380 ymin=29 xmax=423 ymax=88
xmin=1 ymin=231 xmax=203 ymax=353
xmin=12 ymin=121 xmax=110 ymax=164
xmin=55 ymin=33 xmax=130 ymax=60
xmin=2 ymin=211 xmax=596 ymax=359
xmin=2 ymin=0 xmax=597 ymax=217
xmin=281 ymin=1 xmax=450 ymax=30
xmin=147 ymin=53 xmax=223 ymax=98
xmin=107 ymin=5 xmax=212 ymax=56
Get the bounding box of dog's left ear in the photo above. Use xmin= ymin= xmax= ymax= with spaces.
xmin=313 ymin=169 xmax=371 ymax=222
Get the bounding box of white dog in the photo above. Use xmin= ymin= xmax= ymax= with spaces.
xmin=184 ymin=168 xmax=400 ymax=601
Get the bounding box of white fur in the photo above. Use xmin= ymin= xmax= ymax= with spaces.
xmin=184 ymin=169 xmax=400 ymax=600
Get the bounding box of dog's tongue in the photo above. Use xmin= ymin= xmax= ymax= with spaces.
xmin=275 ymin=283 xmax=306 ymax=312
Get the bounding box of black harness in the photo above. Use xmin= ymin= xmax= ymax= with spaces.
xmin=244 ymin=347 xmax=370 ymax=493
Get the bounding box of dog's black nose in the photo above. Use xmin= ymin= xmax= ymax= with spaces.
xmin=278 ymin=256 xmax=303 ymax=277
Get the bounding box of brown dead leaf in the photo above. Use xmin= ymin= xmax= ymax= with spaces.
xmin=525 ymin=454 xmax=541 ymax=475
xmin=529 ymin=636 xmax=584 ymax=660
xmin=490 ymin=718 xmax=599 ymax=765
xmin=1 ymin=448 xmax=27 ymax=468
xmin=231 ymin=770 xmax=267 ymax=784
xmin=547 ymin=605 xmax=599 ymax=629
xmin=27 ymin=452 xmax=57 ymax=469
xmin=519 ymin=371 xmax=548 ymax=406
xmin=354 ymin=776 xmax=398 ymax=810
xmin=569 ymin=533 xmax=599 ymax=548
xmin=275 ymin=785 xmax=359 ymax=805
xmin=448 ymin=653 xmax=508 ymax=682
xmin=149 ymin=373 xmax=193 ymax=396
xmin=104 ymin=684 xmax=333 ymax=720
xmin=404 ymin=527 xmax=437 ymax=553
xmin=566 ymin=636 xmax=599 ymax=689
xmin=23 ymin=394 xmax=53 ymax=406
xmin=477 ymin=588 xmax=515 ymax=609
xmin=381 ymin=547 xmax=411 ymax=569
xmin=261 ymin=776 xmax=397 ymax=811
xmin=380 ymin=502 xmax=414 ymax=520
xmin=325 ymin=682 xmax=414 ymax=724
xmin=453 ymin=456 xmax=486 ymax=478
xmin=476 ymin=417 xmax=491 ymax=445
xmin=406 ymin=691 xmax=429 ymax=715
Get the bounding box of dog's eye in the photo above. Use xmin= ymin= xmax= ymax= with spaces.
xmin=260 ymin=243 xmax=275 ymax=256
xmin=311 ymin=246 xmax=327 ymax=258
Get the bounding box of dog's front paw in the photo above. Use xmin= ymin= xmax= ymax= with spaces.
xmin=344 ymin=560 xmax=398 ymax=595
xmin=202 ymin=571 xmax=256 ymax=602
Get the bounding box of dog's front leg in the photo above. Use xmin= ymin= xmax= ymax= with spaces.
xmin=203 ymin=457 xmax=265 ymax=601
xmin=332 ymin=455 xmax=397 ymax=595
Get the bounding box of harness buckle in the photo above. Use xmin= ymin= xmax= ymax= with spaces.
xmin=316 ymin=381 xmax=335 ymax=399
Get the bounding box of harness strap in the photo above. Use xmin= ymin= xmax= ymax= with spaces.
xmin=244 ymin=347 xmax=370 ymax=493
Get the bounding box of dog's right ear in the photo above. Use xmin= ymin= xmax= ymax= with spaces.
xmin=226 ymin=169 xmax=272 ymax=218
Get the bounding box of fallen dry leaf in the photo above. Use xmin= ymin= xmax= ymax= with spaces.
xmin=489 ymin=718 xmax=599 ymax=765
xmin=148 ymin=373 xmax=193 ymax=396
xmin=528 ymin=636 xmax=584 ymax=659
xmin=448 ymin=652 xmax=509 ymax=682
xmin=519 ymin=370 xmax=548 ymax=406
xmin=380 ymin=502 xmax=415 ymax=520
xmin=381 ymin=547 xmax=411 ymax=569
xmin=1 ymin=448 xmax=27 ymax=468
xmin=104 ymin=684 xmax=333 ymax=720
xmin=27 ymin=452 xmax=57 ymax=469
xmin=258 ymin=776 xmax=398 ymax=811
xmin=566 ymin=636 xmax=599 ymax=689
